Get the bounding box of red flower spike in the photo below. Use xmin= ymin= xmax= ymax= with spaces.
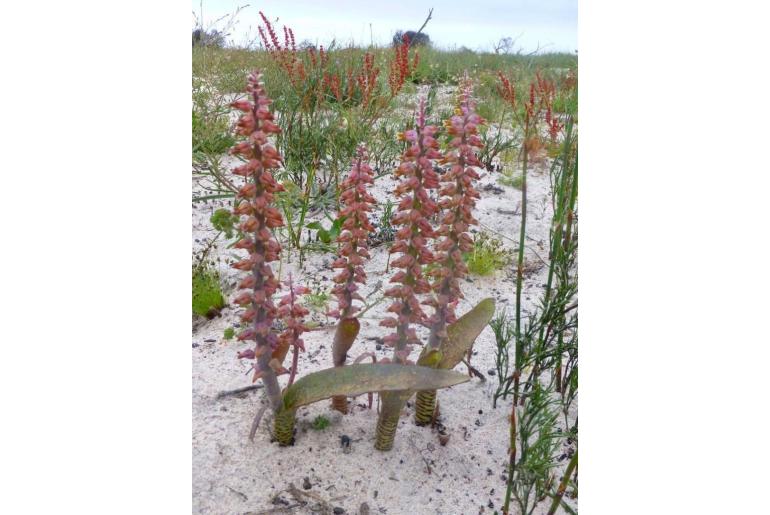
xmin=277 ymin=274 xmax=311 ymax=387
xmin=229 ymin=71 xmax=286 ymax=383
xmin=388 ymin=35 xmax=418 ymax=97
xmin=331 ymin=146 xmax=377 ymax=320
xmin=380 ymin=98 xmax=441 ymax=362
xmin=428 ymin=78 xmax=486 ymax=349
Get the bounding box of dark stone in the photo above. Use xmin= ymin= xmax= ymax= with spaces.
xmin=302 ymin=476 xmax=312 ymax=490
xmin=333 ymin=508 xmax=345 ymax=515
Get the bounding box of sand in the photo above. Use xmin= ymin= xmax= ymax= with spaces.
xmin=192 ymin=124 xmax=576 ymax=515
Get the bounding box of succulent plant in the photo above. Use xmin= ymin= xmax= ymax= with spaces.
xmin=327 ymin=146 xmax=377 ymax=413
xmin=415 ymin=80 xmax=487 ymax=425
xmin=229 ymin=70 xmax=290 ymax=413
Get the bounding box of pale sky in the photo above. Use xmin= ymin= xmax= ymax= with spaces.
xmin=193 ymin=0 xmax=577 ymax=53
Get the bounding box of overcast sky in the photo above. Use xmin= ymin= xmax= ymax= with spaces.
xmin=193 ymin=0 xmax=577 ymax=53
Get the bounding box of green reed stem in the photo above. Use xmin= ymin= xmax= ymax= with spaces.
xmin=546 ymin=450 xmax=577 ymax=515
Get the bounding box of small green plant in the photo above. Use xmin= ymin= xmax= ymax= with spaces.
xmin=504 ymin=382 xmax=563 ymax=515
xmin=305 ymin=282 xmax=331 ymax=312
xmin=310 ymin=415 xmax=330 ymax=431
xmin=192 ymin=264 xmax=225 ymax=318
xmin=209 ymin=208 xmax=237 ymax=238
xmin=370 ymin=199 xmax=396 ymax=246
xmin=499 ymin=168 xmax=524 ymax=189
xmin=223 ymin=327 xmax=235 ymax=340
xmin=464 ymin=232 xmax=511 ymax=276
xmin=306 ymin=217 xmax=345 ymax=246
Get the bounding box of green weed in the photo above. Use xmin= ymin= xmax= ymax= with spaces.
xmin=499 ymin=168 xmax=524 ymax=189
xmin=464 ymin=232 xmax=511 ymax=276
xmin=192 ymin=265 xmax=225 ymax=317
xmin=311 ymin=415 xmax=330 ymax=430
xmin=305 ymin=283 xmax=331 ymax=312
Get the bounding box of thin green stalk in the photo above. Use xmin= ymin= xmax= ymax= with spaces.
xmin=538 ymin=119 xmax=575 ymax=340
xmin=513 ymin=129 xmax=529 ymax=407
xmin=546 ymin=450 xmax=577 ymax=515
xmin=502 ymin=402 xmax=517 ymax=514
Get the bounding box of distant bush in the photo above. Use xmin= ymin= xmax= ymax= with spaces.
xmin=392 ymin=30 xmax=431 ymax=47
xmin=192 ymin=28 xmax=225 ymax=48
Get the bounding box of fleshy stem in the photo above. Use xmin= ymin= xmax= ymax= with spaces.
xmin=415 ymin=80 xmax=485 ymax=426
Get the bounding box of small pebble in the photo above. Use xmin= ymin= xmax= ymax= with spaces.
xmin=192 ymin=343 xmax=199 ymax=348
xmin=333 ymin=508 xmax=345 ymax=515
xmin=302 ymin=477 xmax=312 ymax=490
xmin=487 ymin=370 xmax=496 ymax=376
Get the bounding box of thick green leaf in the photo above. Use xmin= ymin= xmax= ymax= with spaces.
xmin=280 ymin=364 xmax=469 ymax=411
xmin=438 ymin=298 xmax=496 ymax=369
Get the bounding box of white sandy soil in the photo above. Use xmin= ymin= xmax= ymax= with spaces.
xmin=192 ymin=123 xmax=576 ymax=514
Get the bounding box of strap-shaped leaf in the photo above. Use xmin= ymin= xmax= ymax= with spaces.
xmin=438 ymin=298 xmax=496 ymax=369
xmin=280 ymin=363 xmax=469 ymax=411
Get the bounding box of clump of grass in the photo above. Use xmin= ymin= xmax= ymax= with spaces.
xmin=192 ymin=265 xmax=225 ymax=317
xmin=223 ymin=327 xmax=235 ymax=340
xmin=464 ymin=232 xmax=511 ymax=276
xmin=311 ymin=415 xmax=330 ymax=431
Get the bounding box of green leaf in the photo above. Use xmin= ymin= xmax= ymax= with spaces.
xmin=438 ymin=298 xmax=496 ymax=369
xmin=305 ymin=221 xmax=324 ymax=231
xmin=280 ymin=364 xmax=470 ymax=412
